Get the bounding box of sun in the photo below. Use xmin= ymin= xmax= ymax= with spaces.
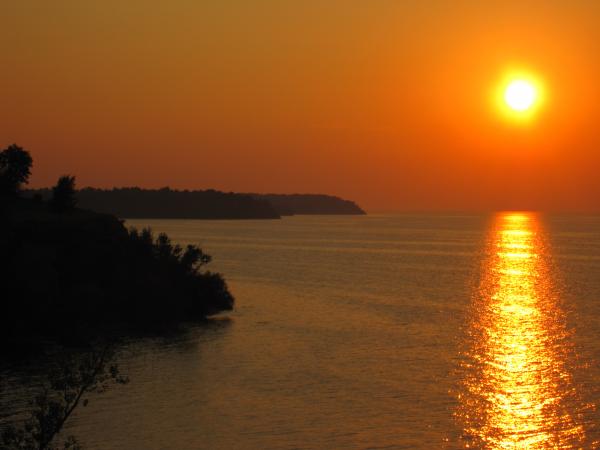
xmin=504 ymin=80 xmax=536 ymax=111
xmin=494 ymin=70 xmax=545 ymax=122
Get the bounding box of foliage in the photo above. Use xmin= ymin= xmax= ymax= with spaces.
xmin=24 ymin=187 xmax=281 ymax=219
xmin=0 ymin=345 xmax=128 ymax=450
xmin=1 ymin=210 xmax=234 ymax=340
xmin=0 ymin=145 xmax=33 ymax=195
xmin=50 ymin=176 xmax=77 ymax=213
xmin=129 ymin=228 xmax=212 ymax=274
xmin=122 ymin=227 xmax=233 ymax=320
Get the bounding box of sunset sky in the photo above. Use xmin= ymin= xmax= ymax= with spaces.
xmin=2 ymin=1 xmax=600 ymax=212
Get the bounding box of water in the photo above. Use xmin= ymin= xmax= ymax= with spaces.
xmin=456 ymin=213 xmax=599 ymax=448
xmin=3 ymin=213 xmax=600 ymax=449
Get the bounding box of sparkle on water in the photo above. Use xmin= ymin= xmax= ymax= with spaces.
xmin=456 ymin=212 xmax=591 ymax=448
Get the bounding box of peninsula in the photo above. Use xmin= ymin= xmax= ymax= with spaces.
xmin=26 ymin=188 xmax=366 ymax=219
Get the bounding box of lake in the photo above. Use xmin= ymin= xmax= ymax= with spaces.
xmin=4 ymin=213 xmax=600 ymax=448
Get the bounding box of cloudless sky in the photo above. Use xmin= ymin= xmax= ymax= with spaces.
xmin=2 ymin=1 xmax=600 ymax=211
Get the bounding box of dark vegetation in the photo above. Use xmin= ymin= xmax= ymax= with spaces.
xmin=25 ymin=189 xmax=366 ymax=219
xmin=49 ymin=176 xmax=77 ymax=214
xmin=0 ymin=145 xmax=32 ymax=196
xmin=0 ymin=145 xmax=235 ymax=345
xmin=253 ymin=193 xmax=366 ymax=215
xmin=27 ymin=187 xmax=281 ymax=219
xmin=1 ymin=144 xmax=237 ymax=449
xmin=1 ymin=345 xmax=128 ymax=450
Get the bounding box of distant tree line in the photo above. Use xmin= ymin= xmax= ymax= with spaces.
xmin=23 ymin=188 xmax=366 ymax=219
xmin=252 ymin=193 xmax=366 ymax=215
xmin=26 ymin=187 xmax=281 ymax=219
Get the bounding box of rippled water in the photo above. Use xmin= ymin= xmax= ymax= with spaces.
xmin=455 ymin=213 xmax=598 ymax=448
xmin=3 ymin=213 xmax=600 ymax=449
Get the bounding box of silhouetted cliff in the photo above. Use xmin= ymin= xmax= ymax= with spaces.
xmin=253 ymin=194 xmax=366 ymax=216
xmin=27 ymin=187 xmax=281 ymax=219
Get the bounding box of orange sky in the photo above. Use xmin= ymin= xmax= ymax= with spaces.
xmin=2 ymin=1 xmax=600 ymax=212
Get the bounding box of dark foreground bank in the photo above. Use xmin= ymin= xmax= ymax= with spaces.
xmin=0 ymin=196 xmax=234 ymax=346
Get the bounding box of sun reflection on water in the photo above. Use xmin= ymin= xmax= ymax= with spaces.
xmin=456 ymin=212 xmax=594 ymax=448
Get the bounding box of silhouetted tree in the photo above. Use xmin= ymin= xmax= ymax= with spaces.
xmin=32 ymin=193 xmax=43 ymax=204
xmin=0 ymin=345 xmax=128 ymax=450
xmin=0 ymin=144 xmax=33 ymax=195
xmin=50 ymin=176 xmax=77 ymax=213
xmin=181 ymin=244 xmax=211 ymax=274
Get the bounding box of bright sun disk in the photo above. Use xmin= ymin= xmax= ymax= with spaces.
xmin=504 ymin=80 xmax=537 ymax=111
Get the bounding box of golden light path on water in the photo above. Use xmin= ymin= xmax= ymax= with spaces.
xmin=456 ymin=212 xmax=594 ymax=448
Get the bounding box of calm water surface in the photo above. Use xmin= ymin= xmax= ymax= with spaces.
xmin=4 ymin=213 xmax=600 ymax=449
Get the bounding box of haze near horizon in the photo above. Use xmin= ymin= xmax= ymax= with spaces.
xmin=2 ymin=1 xmax=600 ymax=212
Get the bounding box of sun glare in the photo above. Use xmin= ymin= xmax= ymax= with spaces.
xmin=504 ymin=80 xmax=536 ymax=111
xmin=494 ymin=70 xmax=545 ymax=123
